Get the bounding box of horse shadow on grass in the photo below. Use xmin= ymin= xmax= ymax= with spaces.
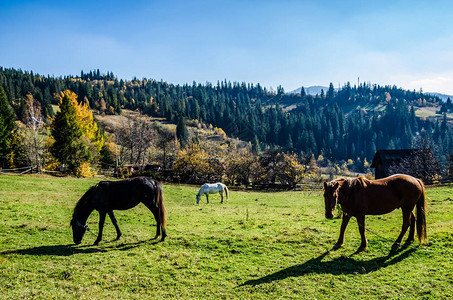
xmin=242 ymin=246 xmax=417 ymax=286
xmin=0 ymin=239 xmax=161 ymax=257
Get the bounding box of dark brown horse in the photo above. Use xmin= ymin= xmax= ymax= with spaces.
xmin=323 ymin=174 xmax=427 ymax=251
xmin=70 ymin=177 xmax=167 ymax=245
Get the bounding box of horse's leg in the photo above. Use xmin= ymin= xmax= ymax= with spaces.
xmin=94 ymin=211 xmax=106 ymax=245
xmin=356 ymin=215 xmax=367 ymax=250
xmin=333 ymin=213 xmax=350 ymax=249
xmin=108 ymin=211 xmax=122 ymax=241
xmin=405 ymin=212 xmax=416 ymax=244
xmin=143 ymin=201 xmax=161 ymax=240
xmin=393 ymin=209 xmax=411 ymax=248
xmin=151 ymin=208 xmax=161 ymax=240
xmin=150 ymin=206 xmax=166 ymax=241
xmin=220 ymin=191 xmax=224 ymax=203
xmin=206 ymin=194 xmax=209 ymax=204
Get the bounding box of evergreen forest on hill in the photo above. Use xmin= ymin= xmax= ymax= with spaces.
xmin=1 ymin=67 xmax=453 ymax=169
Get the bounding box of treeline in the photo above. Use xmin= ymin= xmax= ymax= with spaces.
xmin=1 ymin=67 xmax=452 ymax=170
xmin=0 ymin=85 xmax=324 ymax=188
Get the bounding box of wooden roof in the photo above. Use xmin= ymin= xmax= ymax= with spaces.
xmin=370 ymin=149 xmax=435 ymax=168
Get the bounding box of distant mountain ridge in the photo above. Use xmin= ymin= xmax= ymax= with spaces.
xmin=289 ymin=86 xmax=332 ymax=96
xmin=427 ymin=92 xmax=453 ymax=102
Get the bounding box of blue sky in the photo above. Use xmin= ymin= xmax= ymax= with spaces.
xmin=2 ymin=0 xmax=453 ymax=94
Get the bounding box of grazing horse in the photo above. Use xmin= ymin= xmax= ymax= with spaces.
xmin=70 ymin=177 xmax=167 ymax=245
xmin=323 ymin=174 xmax=427 ymax=251
xmin=196 ymin=182 xmax=229 ymax=204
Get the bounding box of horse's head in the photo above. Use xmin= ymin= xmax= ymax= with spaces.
xmin=70 ymin=218 xmax=87 ymax=245
xmin=196 ymin=193 xmax=201 ymax=204
xmin=70 ymin=186 xmax=96 ymax=244
xmin=323 ymin=180 xmax=341 ymax=219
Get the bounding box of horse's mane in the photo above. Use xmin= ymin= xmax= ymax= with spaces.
xmin=71 ymin=185 xmax=97 ymax=224
xmin=352 ymin=176 xmax=369 ymax=188
xmin=337 ymin=176 xmax=369 ymax=203
xmin=342 ymin=176 xmax=368 ymax=188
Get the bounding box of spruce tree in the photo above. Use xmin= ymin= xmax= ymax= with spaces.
xmin=176 ymin=116 xmax=189 ymax=148
xmin=50 ymin=90 xmax=83 ymax=172
xmin=252 ymin=134 xmax=261 ymax=154
xmin=51 ymin=90 xmax=102 ymax=175
xmin=327 ymin=83 xmax=335 ymax=100
xmin=300 ymin=86 xmax=306 ymax=97
xmin=0 ymin=87 xmax=16 ymax=157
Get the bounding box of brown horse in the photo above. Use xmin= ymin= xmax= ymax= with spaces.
xmin=70 ymin=177 xmax=167 ymax=245
xmin=323 ymin=174 xmax=427 ymax=251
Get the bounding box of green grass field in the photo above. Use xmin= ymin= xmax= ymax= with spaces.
xmin=1 ymin=175 xmax=452 ymax=299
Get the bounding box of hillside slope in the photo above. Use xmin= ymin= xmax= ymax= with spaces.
xmin=2 ymin=67 xmax=452 ymax=165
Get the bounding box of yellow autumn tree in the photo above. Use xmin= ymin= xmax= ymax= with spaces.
xmin=277 ymin=152 xmax=306 ymax=188
xmin=173 ymin=143 xmax=224 ymax=183
xmin=77 ymin=95 xmax=103 ymax=152
xmin=224 ymin=147 xmax=256 ymax=186
xmin=173 ymin=144 xmax=210 ymax=183
xmin=50 ymin=90 xmax=103 ymax=176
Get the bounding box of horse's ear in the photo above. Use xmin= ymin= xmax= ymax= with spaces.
xmin=333 ymin=181 xmax=340 ymax=190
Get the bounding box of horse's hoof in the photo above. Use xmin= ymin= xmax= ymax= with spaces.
xmin=332 ymin=243 xmax=342 ymax=250
xmin=392 ymin=242 xmax=401 ymax=249
xmin=93 ymin=241 xmax=100 ymax=246
xmin=357 ymin=246 xmax=367 ymax=252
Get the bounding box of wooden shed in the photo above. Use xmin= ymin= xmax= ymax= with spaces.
xmin=370 ymin=149 xmax=438 ymax=180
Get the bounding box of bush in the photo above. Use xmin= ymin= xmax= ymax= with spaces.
xmin=76 ymin=162 xmax=95 ymax=177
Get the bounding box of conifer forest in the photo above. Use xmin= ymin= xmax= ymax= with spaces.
xmin=1 ymin=67 xmax=453 ymax=178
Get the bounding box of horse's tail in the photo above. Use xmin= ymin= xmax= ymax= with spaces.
xmin=416 ymin=179 xmax=427 ymax=245
xmin=156 ymin=182 xmax=167 ymax=233
xmin=224 ymin=184 xmax=229 ymax=200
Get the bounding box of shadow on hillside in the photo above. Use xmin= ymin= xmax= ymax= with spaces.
xmin=0 ymin=239 xmax=161 ymax=256
xmin=241 ymin=246 xmax=417 ymax=286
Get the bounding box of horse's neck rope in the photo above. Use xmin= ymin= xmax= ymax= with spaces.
xmin=76 ymin=219 xmax=97 ymax=237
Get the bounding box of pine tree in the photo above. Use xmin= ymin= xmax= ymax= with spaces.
xmin=327 ymin=83 xmax=335 ymax=99
xmin=300 ymin=86 xmax=306 ymax=97
xmin=0 ymin=87 xmax=16 ymax=157
xmin=50 ymin=90 xmax=102 ymax=175
xmin=252 ymin=134 xmax=261 ymax=154
xmin=100 ymin=144 xmax=115 ymax=169
xmin=176 ymin=116 xmax=189 ymax=148
xmin=286 ymin=134 xmax=293 ymax=150
xmin=51 ymin=90 xmax=82 ymax=173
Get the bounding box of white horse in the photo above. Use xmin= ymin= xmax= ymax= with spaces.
xmin=196 ymin=183 xmax=229 ymax=204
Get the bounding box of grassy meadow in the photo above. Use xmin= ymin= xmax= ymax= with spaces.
xmin=1 ymin=175 xmax=452 ymax=299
